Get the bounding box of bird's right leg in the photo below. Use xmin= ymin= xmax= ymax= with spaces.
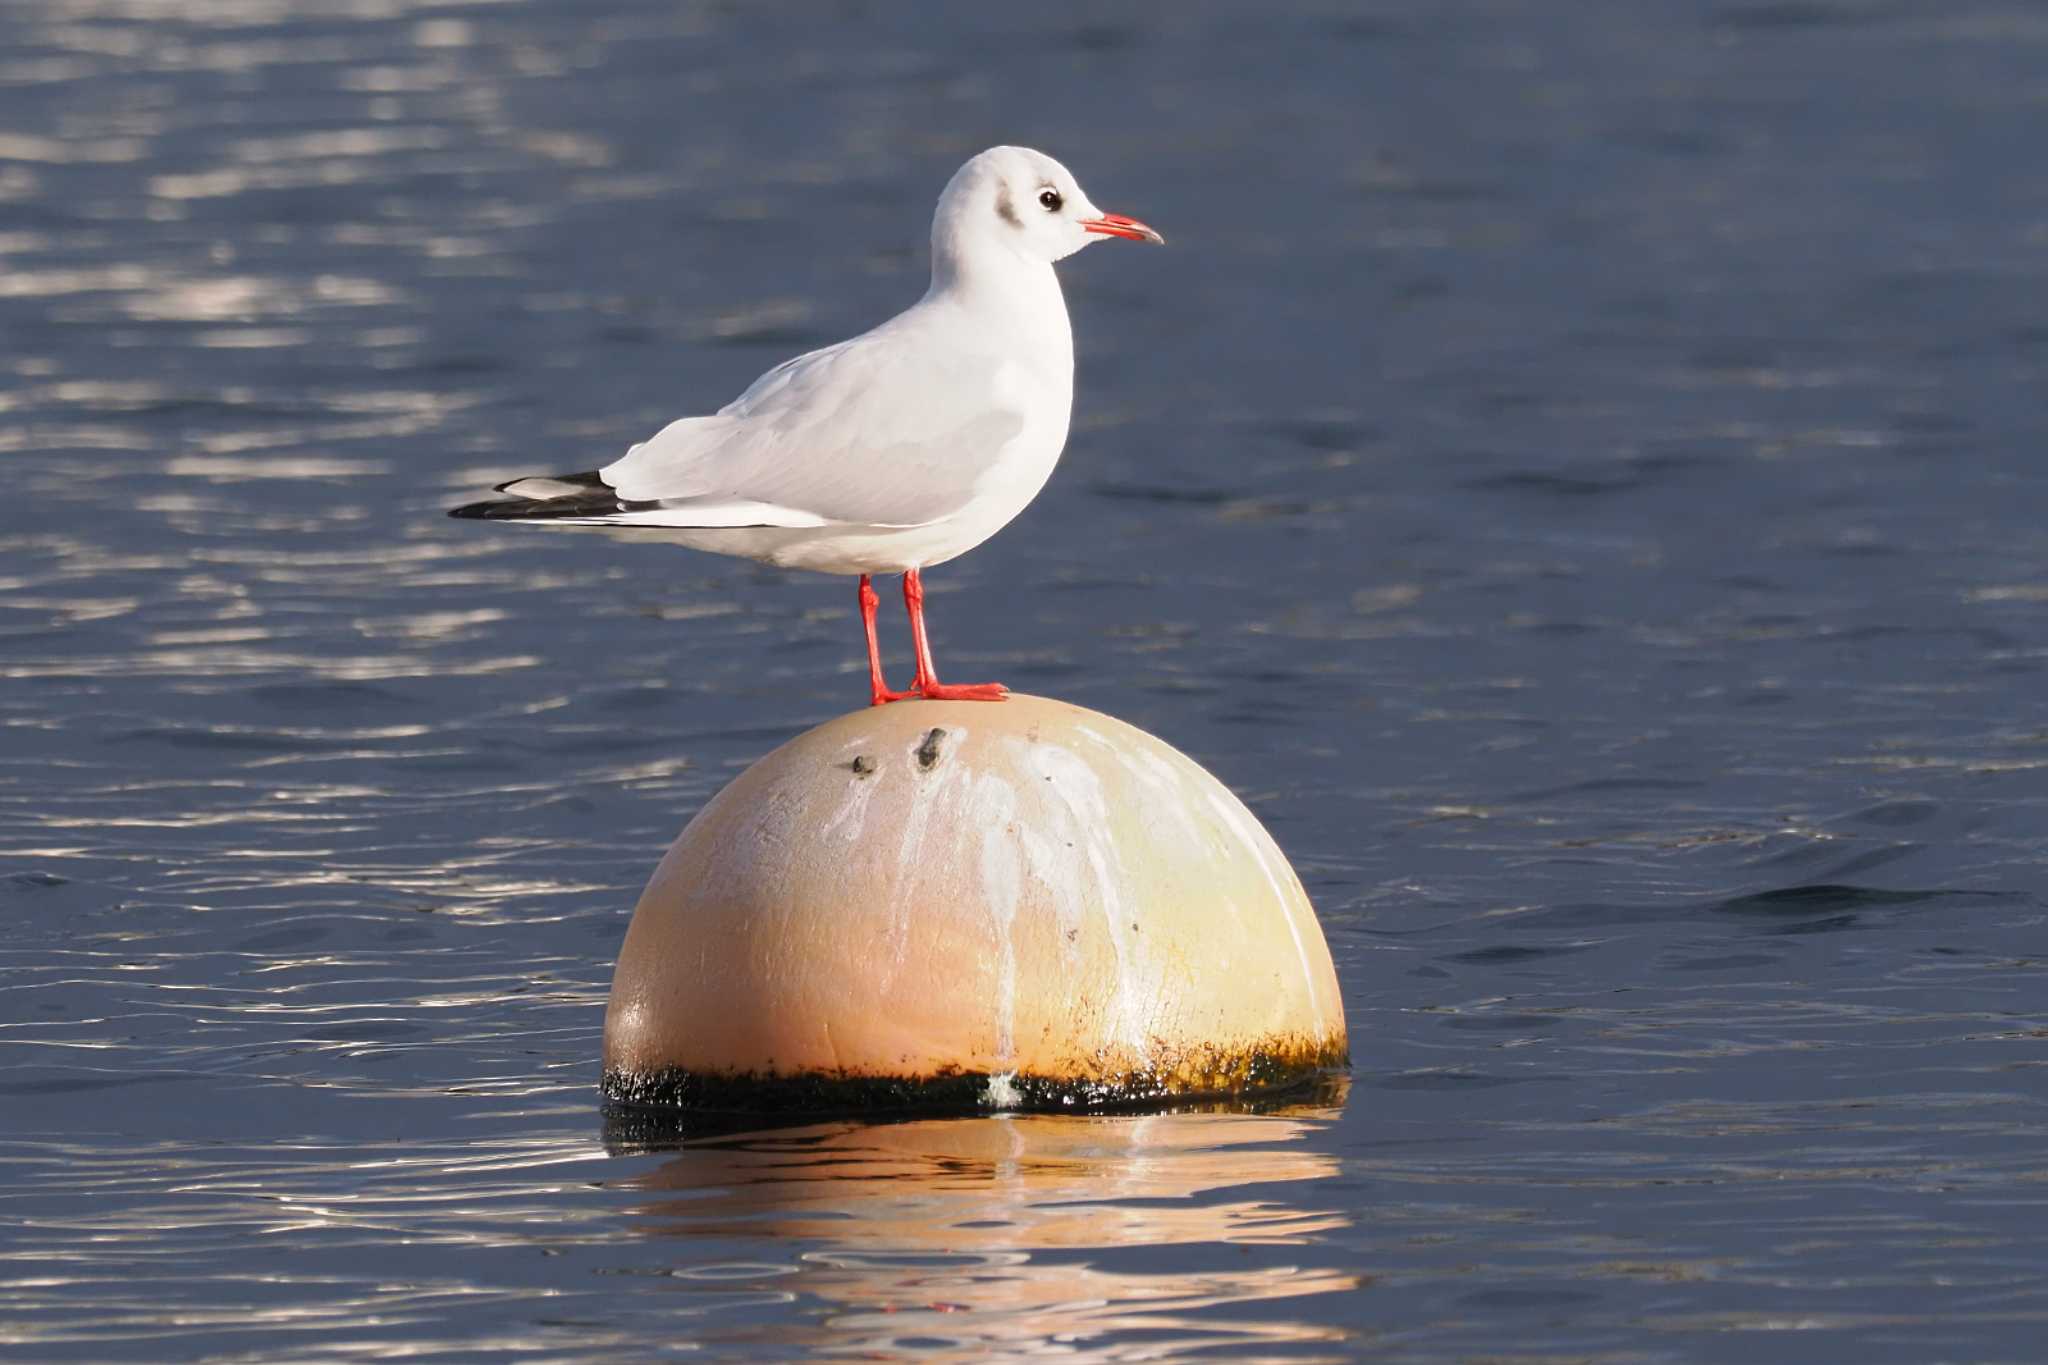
xmin=901 ymin=568 xmax=1008 ymax=702
xmin=861 ymin=574 xmax=915 ymax=706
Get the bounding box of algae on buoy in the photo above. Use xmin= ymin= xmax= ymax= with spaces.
xmin=602 ymin=694 xmax=1347 ymax=1114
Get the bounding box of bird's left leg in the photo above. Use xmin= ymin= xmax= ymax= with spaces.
xmin=902 ymin=568 xmax=1008 ymax=702
xmin=861 ymin=574 xmax=915 ymax=706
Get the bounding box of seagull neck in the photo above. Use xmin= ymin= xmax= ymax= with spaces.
xmin=925 ymin=248 xmax=1070 ymax=344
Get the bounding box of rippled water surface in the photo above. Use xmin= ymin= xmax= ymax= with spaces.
xmin=5 ymin=0 xmax=2048 ymax=1359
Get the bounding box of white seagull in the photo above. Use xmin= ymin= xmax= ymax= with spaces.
xmin=454 ymin=147 xmax=1163 ymax=703
xmin=451 ymin=145 xmax=1162 ymax=706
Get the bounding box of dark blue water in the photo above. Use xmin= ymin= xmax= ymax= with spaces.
xmin=4 ymin=1 xmax=2047 ymax=1358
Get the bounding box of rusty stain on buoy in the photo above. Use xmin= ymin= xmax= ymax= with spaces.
xmin=602 ymin=694 xmax=1348 ymax=1115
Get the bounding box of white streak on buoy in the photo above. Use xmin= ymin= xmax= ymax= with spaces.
xmin=892 ymin=724 xmax=968 ymax=871
xmin=1006 ymin=738 xmax=1089 ymax=933
xmin=1081 ymin=724 xmax=1249 ymax=934
xmin=1021 ymin=738 xmax=1150 ymax=1060
xmin=1203 ymin=786 xmax=1326 ymax=1023
xmin=970 ymin=770 xmax=1022 ymax=1067
xmin=819 ymin=745 xmax=881 ymax=844
xmin=1122 ymin=744 xmax=1216 ymax=849
xmin=889 ymin=746 xmax=964 ymax=976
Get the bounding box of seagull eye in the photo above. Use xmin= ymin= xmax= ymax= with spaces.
xmin=1038 ymin=188 xmax=1062 ymax=212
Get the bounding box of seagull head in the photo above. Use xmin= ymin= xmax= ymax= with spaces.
xmin=933 ymin=146 xmax=1163 ymax=275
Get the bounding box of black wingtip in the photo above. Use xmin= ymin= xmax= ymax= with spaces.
xmin=448 ymin=484 xmax=640 ymax=521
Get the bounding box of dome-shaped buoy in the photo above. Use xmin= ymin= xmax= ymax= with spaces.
xmin=602 ymin=694 xmax=1347 ymax=1114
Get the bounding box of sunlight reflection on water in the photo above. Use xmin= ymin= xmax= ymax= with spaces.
xmin=2 ymin=1103 xmax=1362 ymax=1360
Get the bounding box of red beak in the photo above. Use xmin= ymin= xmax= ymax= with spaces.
xmin=1080 ymin=212 xmax=1165 ymax=245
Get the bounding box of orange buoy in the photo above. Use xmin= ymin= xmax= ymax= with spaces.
xmin=602 ymin=694 xmax=1347 ymax=1114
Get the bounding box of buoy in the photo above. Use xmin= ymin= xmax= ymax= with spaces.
xmin=602 ymin=694 xmax=1347 ymax=1114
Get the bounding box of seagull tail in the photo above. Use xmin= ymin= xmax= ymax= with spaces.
xmin=450 ymin=472 xmax=836 ymax=531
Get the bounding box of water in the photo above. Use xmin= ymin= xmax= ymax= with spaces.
xmin=4 ymin=0 xmax=2046 ymax=1358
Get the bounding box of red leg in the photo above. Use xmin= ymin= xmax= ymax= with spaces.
xmin=861 ymin=574 xmax=914 ymax=706
xmin=901 ymin=568 xmax=1008 ymax=702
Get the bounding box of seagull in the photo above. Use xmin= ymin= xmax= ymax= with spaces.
xmin=450 ymin=145 xmax=1162 ymax=706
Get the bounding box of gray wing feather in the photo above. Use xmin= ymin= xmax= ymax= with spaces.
xmin=600 ymin=325 xmax=1025 ymax=528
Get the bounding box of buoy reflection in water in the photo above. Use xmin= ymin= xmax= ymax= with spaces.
xmin=612 ymin=1096 xmax=1359 ymax=1357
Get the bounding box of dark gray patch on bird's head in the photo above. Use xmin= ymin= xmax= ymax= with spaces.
xmin=995 ymin=183 xmax=1021 ymax=228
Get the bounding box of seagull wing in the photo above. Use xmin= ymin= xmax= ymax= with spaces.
xmin=598 ymin=322 xmax=1026 ymax=529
